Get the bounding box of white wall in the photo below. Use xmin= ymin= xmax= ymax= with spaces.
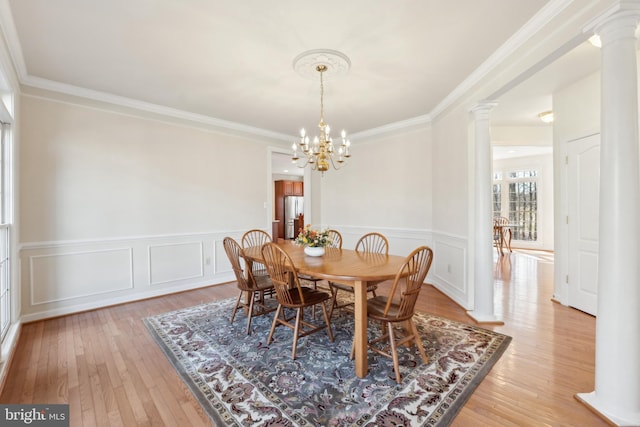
xmin=553 ymin=71 xmax=601 ymax=304
xmin=19 ymin=95 xmax=283 ymax=320
xmin=430 ymin=105 xmax=472 ymax=307
xmin=492 ymin=126 xmax=552 ymax=146
xmin=318 ymin=125 xmax=433 ymax=256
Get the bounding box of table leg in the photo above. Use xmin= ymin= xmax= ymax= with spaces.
xmin=353 ymin=280 xmax=368 ymax=378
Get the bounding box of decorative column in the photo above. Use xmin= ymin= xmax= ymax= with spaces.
xmin=467 ymin=101 xmax=503 ymax=324
xmin=576 ymin=6 xmax=640 ymax=426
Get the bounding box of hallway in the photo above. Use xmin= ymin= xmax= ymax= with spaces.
xmin=441 ymin=249 xmax=607 ymax=426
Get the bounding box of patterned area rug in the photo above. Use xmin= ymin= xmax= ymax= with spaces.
xmin=144 ymin=297 xmax=511 ymax=426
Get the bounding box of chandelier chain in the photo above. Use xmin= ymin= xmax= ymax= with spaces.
xmin=319 ymin=66 xmax=324 ymax=125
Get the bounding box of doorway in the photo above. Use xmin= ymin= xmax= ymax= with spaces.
xmin=270 ymin=150 xmax=305 ymax=241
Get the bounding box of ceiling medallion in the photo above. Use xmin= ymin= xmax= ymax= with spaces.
xmin=291 ymin=50 xmax=352 ymax=174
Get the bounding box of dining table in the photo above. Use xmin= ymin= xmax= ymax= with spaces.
xmin=242 ymin=239 xmax=408 ymax=378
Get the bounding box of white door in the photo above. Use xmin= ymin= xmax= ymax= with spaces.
xmin=567 ymin=133 xmax=600 ymax=316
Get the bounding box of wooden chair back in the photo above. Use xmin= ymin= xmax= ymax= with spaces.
xmin=223 ymin=237 xmax=257 ymax=292
xmin=493 ymin=216 xmax=509 ymax=227
xmin=242 ymin=229 xmax=272 ymax=248
xmin=382 ymin=245 xmax=434 ymax=321
xmin=327 ymin=229 xmax=343 ymax=249
xmin=355 ymin=232 xmax=389 ymax=255
xmin=261 ymin=242 xmax=304 ymax=307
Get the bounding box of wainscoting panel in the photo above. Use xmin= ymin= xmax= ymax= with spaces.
xmin=30 ymin=248 xmax=133 ymax=305
xmin=430 ymin=232 xmax=469 ymax=309
xmin=148 ymin=241 xmax=203 ymax=285
xmin=319 ymin=226 xmax=470 ymax=308
xmin=20 ymin=231 xmax=243 ymax=322
xmin=19 ymin=228 xmax=470 ymax=321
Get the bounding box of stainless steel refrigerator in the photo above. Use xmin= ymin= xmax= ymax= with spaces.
xmin=284 ymin=196 xmax=304 ymax=239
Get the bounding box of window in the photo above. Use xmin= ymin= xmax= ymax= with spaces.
xmin=0 ymin=124 xmax=11 ymax=339
xmin=492 ymin=183 xmax=502 ymax=218
xmin=493 ymin=169 xmax=538 ymax=242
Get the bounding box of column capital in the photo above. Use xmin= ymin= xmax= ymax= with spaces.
xmin=470 ymin=100 xmax=499 ymax=115
xmin=584 ymin=0 xmax=640 ymax=38
xmin=470 ymin=100 xmax=499 ymax=122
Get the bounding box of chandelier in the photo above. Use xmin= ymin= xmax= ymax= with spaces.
xmin=291 ymin=50 xmax=352 ymax=174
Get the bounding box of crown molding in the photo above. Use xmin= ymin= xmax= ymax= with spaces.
xmin=22 ymin=75 xmax=293 ymax=142
xmin=350 ymin=114 xmax=431 ymax=140
xmin=429 ymin=0 xmax=574 ymax=121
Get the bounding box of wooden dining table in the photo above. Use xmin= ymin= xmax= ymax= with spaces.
xmin=242 ymin=240 xmax=408 ymax=378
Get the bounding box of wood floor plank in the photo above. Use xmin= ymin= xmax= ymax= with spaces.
xmin=0 ymin=252 xmax=609 ymax=426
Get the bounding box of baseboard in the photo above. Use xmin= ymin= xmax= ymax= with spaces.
xmin=0 ymin=322 xmax=22 ymax=395
xmin=20 ymin=275 xmax=234 ymax=323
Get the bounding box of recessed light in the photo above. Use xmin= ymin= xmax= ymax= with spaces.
xmin=538 ymin=111 xmax=554 ymax=123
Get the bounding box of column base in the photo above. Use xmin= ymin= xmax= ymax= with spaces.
xmin=465 ymin=311 xmax=504 ymax=324
xmin=576 ymin=391 xmax=640 ymax=426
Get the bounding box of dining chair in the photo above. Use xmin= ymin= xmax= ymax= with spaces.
xmin=261 ymin=242 xmax=334 ymax=359
xmin=352 ymin=245 xmax=434 ymax=383
xmin=329 ymin=232 xmax=388 ymax=316
xmin=327 ymin=229 xmax=343 ymax=249
xmin=241 ymin=229 xmax=272 ymax=277
xmin=493 ymin=217 xmax=511 ymax=256
xmin=223 ymin=237 xmax=276 ymax=335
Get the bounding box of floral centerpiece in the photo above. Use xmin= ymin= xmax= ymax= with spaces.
xmin=295 ymin=224 xmax=330 ymax=247
xmin=295 ymin=225 xmax=330 ymax=256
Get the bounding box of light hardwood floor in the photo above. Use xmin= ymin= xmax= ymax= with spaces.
xmin=0 ymin=250 xmax=608 ymax=426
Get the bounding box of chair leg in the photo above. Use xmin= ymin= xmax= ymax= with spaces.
xmin=350 ymin=337 xmax=355 ymax=360
xmin=291 ymin=307 xmax=303 ymax=360
xmin=329 ymin=285 xmax=339 ymax=318
xmin=409 ymin=320 xmax=429 ymax=363
xmin=245 ymin=292 xmax=255 ymax=335
xmin=320 ymin=301 xmax=334 ymax=342
xmin=230 ymin=292 xmax=243 ymax=324
xmin=267 ymin=305 xmax=283 ymax=345
xmin=387 ymin=322 xmax=402 ymax=384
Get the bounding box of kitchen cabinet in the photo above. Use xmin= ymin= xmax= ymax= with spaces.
xmin=279 ymin=180 xmax=303 ymax=196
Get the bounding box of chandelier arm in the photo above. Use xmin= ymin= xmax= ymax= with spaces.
xmin=293 ymin=157 xmax=311 ymax=169
xmin=328 ymin=155 xmax=344 ymax=170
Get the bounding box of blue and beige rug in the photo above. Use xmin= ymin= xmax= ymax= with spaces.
xmin=144 ymin=297 xmax=511 ymax=426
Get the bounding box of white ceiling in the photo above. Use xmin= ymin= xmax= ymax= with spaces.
xmin=0 ymin=0 xmax=613 ymax=176
xmin=2 ymin=0 xmax=561 ymax=136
